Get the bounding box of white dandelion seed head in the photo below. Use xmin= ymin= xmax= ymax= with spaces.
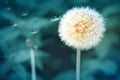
xmin=58 ymin=7 xmax=106 ymax=50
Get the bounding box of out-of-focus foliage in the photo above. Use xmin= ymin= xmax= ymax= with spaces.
xmin=0 ymin=0 xmax=120 ymax=80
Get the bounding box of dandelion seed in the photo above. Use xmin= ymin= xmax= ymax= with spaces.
xmin=21 ymin=12 xmax=28 ymax=16
xmin=31 ymin=30 xmax=38 ymax=34
xmin=50 ymin=16 xmax=61 ymax=22
xmin=6 ymin=7 xmax=11 ymax=11
xmin=33 ymin=18 xmax=37 ymax=21
xmin=12 ymin=23 xmax=18 ymax=27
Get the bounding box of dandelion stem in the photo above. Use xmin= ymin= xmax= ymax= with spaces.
xmin=30 ymin=48 xmax=36 ymax=80
xmin=26 ymin=39 xmax=36 ymax=80
xmin=76 ymin=48 xmax=81 ymax=80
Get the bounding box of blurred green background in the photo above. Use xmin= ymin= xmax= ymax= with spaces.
xmin=0 ymin=0 xmax=120 ymax=80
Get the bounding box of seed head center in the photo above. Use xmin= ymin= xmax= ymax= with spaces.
xmin=75 ymin=21 xmax=89 ymax=34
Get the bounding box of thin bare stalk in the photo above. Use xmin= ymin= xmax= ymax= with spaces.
xmin=30 ymin=48 xmax=36 ymax=80
xmin=76 ymin=48 xmax=81 ymax=80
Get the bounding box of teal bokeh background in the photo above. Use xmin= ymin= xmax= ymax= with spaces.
xmin=0 ymin=0 xmax=120 ymax=80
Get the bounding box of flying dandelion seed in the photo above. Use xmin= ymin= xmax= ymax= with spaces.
xmin=50 ymin=16 xmax=61 ymax=22
xmin=31 ymin=30 xmax=38 ymax=34
xmin=6 ymin=7 xmax=11 ymax=11
xmin=21 ymin=12 xmax=29 ymax=17
xmin=32 ymin=17 xmax=38 ymax=21
xmin=12 ymin=23 xmax=18 ymax=27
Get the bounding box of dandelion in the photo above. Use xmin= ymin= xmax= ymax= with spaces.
xmin=26 ymin=39 xmax=36 ymax=80
xmin=58 ymin=7 xmax=105 ymax=80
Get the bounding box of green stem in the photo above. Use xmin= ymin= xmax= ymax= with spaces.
xmin=76 ymin=48 xmax=81 ymax=80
